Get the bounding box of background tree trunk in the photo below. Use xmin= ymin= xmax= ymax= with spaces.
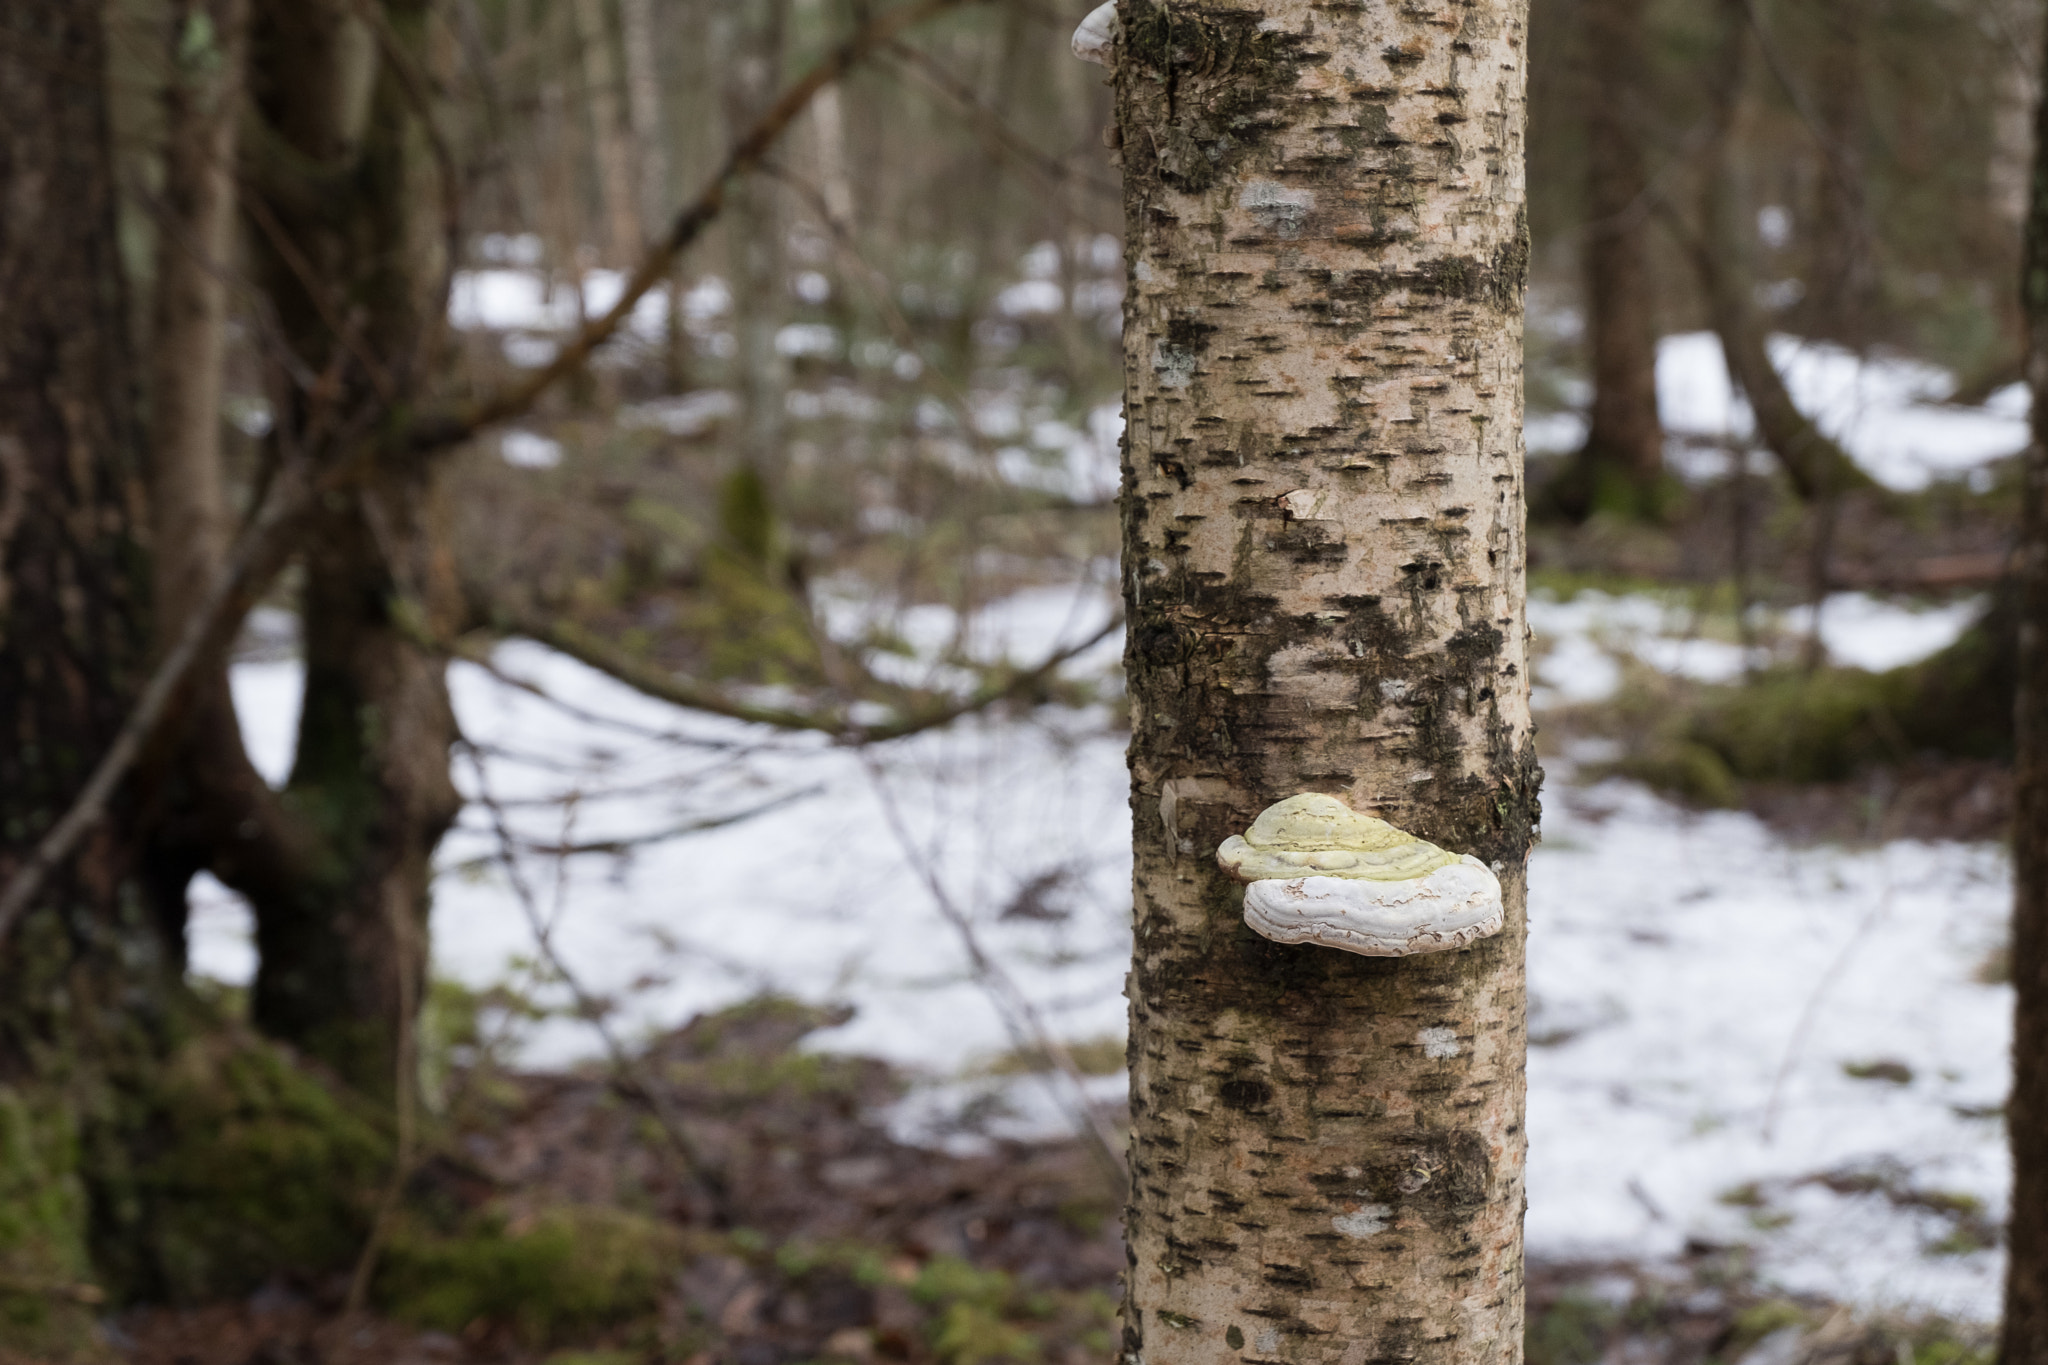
xmin=1112 ymin=0 xmax=1538 ymax=1359
xmin=1559 ymin=0 xmax=1665 ymax=521
xmin=141 ymin=0 xmax=304 ymax=974
xmin=2000 ymin=11 xmax=2048 ymax=1356
xmin=574 ymin=0 xmax=644 ymax=263
xmin=718 ymin=0 xmax=791 ymax=483
xmin=1693 ymin=0 xmax=1871 ymax=504
xmin=238 ymin=0 xmax=463 ymax=1103
xmin=1806 ymin=1 xmax=1871 ymax=349
xmin=0 ymin=0 xmax=173 ymax=1339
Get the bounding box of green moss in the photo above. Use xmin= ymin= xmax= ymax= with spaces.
xmin=1613 ymin=740 xmax=1740 ymax=808
xmin=1524 ymin=1291 xmax=1618 ymax=1365
xmin=378 ymin=1205 xmax=678 ymax=1343
xmin=0 ymin=1087 xmax=101 ymax=1358
xmin=135 ymin=1031 xmax=390 ymax=1301
xmin=1606 ymin=598 xmax=2013 ymax=804
xmin=913 ymin=1257 xmax=1040 ymax=1365
xmin=1727 ymin=1300 xmax=1809 ymax=1353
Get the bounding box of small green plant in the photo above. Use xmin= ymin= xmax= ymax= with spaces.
xmin=378 ymin=1205 xmax=678 ymax=1344
xmin=1525 ymin=1291 xmax=1619 ymax=1365
xmin=914 ymin=1256 xmax=1040 ymax=1365
xmin=1726 ymin=1300 xmax=1808 ymax=1353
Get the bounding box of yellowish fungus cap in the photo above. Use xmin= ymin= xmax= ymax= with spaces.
xmin=1216 ymin=792 xmax=1460 ymax=884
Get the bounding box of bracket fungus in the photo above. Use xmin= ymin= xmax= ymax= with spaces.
xmin=1216 ymin=793 xmax=1504 ymax=958
xmin=1070 ymin=0 xmax=1117 ymax=66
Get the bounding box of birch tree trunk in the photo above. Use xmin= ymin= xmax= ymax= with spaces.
xmin=1112 ymin=1 xmax=1538 ymax=1360
xmin=2000 ymin=10 xmax=2048 ymax=1354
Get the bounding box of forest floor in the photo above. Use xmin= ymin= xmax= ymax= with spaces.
xmin=119 ymin=317 xmax=2031 ymax=1364
xmin=104 ymin=996 xmax=1994 ymax=1365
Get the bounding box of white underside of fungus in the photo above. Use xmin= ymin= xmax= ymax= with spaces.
xmin=1241 ymin=858 xmax=1504 ymax=957
xmin=1217 ymin=792 xmax=1505 ymax=958
xmin=1070 ymin=0 xmax=1117 ymax=66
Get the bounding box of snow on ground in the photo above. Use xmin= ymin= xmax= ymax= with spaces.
xmin=197 ymin=584 xmax=2013 ymax=1321
xmin=1529 ymin=331 xmax=2027 ymax=490
xmin=1527 ymin=587 xmax=1982 ymax=707
xmin=1529 ymin=765 xmax=2009 ymax=1322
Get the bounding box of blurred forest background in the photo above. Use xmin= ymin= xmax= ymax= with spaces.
xmin=0 ymin=0 xmax=2041 ymax=1360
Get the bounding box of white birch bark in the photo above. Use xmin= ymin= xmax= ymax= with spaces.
xmin=1111 ymin=0 xmax=1537 ymax=1359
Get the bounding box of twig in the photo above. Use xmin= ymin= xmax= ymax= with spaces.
xmin=859 ymin=756 xmax=1127 ymax=1188
xmin=1761 ymin=853 xmax=1896 ymax=1143
xmin=407 ymin=0 xmax=978 ymax=456
xmin=0 ymin=461 xmax=309 ymax=948
xmin=517 ymin=608 xmax=1120 ymax=745
xmin=498 ymin=786 xmax=822 ymax=858
xmin=0 ymin=2 xmax=969 ymax=945
xmin=461 ymin=743 xmax=730 ymax=1216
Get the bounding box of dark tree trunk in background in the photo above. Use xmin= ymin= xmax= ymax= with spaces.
xmin=719 ymin=0 xmax=792 ymax=483
xmin=2000 ymin=12 xmax=2048 ymax=1357
xmin=1805 ymin=2 xmax=1871 ymax=350
xmin=237 ymin=0 xmax=463 ymax=1104
xmin=0 ymin=0 xmax=178 ymax=1341
xmin=142 ymin=0 xmax=301 ymax=974
xmin=1560 ymin=0 xmax=1666 ymax=521
xmin=1693 ymin=0 xmax=1871 ymax=504
xmin=1112 ymin=0 xmax=1537 ymax=1357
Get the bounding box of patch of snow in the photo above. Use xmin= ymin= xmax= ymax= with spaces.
xmin=996 ymin=280 xmax=1063 ymax=317
xmin=187 ymin=872 xmax=258 ymax=985
xmin=501 ymin=430 xmax=563 ymax=468
xmin=1528 ymin=764 xmax=2010 ymax=1322
xmin=1529 ymin=588 xmax=1983 ymax=707
xmin=1525 ymin=410 xmax=1588 ymax=457
xmin=1786 ymin=593 xmax=1982 ymax=673
xmin=1653 ymin=332 xmax=2027 ymax=491
xmin=794 ymin=271 xmax=831 ymax=305
xmin=621 ymin=390 xmax=740 ymax=437
xmin=217 ymin=585 xmax=2013 ymax=1322
xmin=776 ymin=323 xmax=841 ymax=359
xmin=1019 ymin=241 xmax=1061 ymax=280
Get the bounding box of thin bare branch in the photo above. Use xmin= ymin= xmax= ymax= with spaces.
xmin=510 ymin=606 xmax=1119 ymax=745
xmin=859 ymin=755 xmax=1128 ymax=1188
xmin=406 ymin=0 xmax=977 ymax=456
xmin=461 ymin=743 xmax=730 ymax=1215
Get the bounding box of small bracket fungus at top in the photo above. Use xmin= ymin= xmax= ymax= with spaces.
xmin=1071 ymin=0 xmax=1117 ymax=66
xmin=1216 ymin=793 xmax=1504 ymax=958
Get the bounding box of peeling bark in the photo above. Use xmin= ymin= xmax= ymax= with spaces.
xmin=1113 ymin=1 xmax=1536 ymax=1359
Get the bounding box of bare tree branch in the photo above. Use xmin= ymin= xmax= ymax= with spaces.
xmin=505 ymin=606 xmax=1119 ymax=745
xmin=405 ymin=0 xmax=977 ymax=456
xmin=0 ymin=0 xmax=977 ymax=950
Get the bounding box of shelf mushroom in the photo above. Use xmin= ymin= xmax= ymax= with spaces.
xmin=1216 ymin=793 xmax=1504 ymax=958
xmin=1070 ymin=0 xmax=1117 ymax=66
